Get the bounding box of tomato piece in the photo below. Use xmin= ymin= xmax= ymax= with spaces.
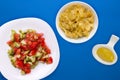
xmin=25 ymin=33 xmax=30 ymax=38
xmin=23 ymin=66 xmax=31 ymax=74
xmin=27 ymin=40 xmax=32 ymax=46
xmin=20 ymin=45 xmax=28 ymax=50
xmin=29 ymin=49 xmax=37 ymax=56
xmin=37 ymin=33 xmax=43 ymax=38
xmin=45 ymin=48 xmax=51 ymax=54
xmin=29 ymin=42 xmax=38 ymax=50
xmin=43 ymin=45 xmax=51 ymax=54
xmin=46 ymin=57 xmax=53 ymax=64
xmin=13 ymin=47 xmax=18 ymax=53
xmin=38 ymin=38 xmax=45 ymax=43
xmin=15 ymin=48 xmax=21 ymax=55
xmin=14 ymin=33 xmax=20 ymax=42
xmin=26 ymin=32 xmax=32 ymax=38
xmin=22 ymin=63 xmax=31 ymax=74
xmin=15 ymin=59 xmax=24 ymax=69
xmin=33 ymin=34 xmax=38 ymax=40
xmin=40 ymin=58 xmax=46 ymax=62
xmin=7 ymin=40 xmax=15 ymax=48
xmin=25 ymin=63 xmax=31 ymax=68
xmin=26 ymin=32 xmax=36 ymax=41
xmin=20 ymin=53 xmax=26 ymax=60
xmin=7 ymin=40 xmax=13 ymax=46
xmin=42 ymin=44 xmax=51 ymax=54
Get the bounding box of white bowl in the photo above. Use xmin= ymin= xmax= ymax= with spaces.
xmin=0 ymin=18 xmax=60 ymax=80
xmin=56 ymin=1 xmax=99 ymax=43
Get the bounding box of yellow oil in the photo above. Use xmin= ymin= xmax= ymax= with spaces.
xmin=97 ymin=47 xmax=114 ymax=62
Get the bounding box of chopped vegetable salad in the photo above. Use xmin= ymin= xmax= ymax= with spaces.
xmin=7 ymin=29 xmax=53 ymax=74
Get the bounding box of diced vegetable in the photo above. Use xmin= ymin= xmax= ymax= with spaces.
xmin=21 ymin=70 xmax=25 ymax=75
xmin=8 ymin=49 xmax=14 ymax=56
xmin=11 ymin=30 xmax=16 ymax=41
xmin=7 ymin=29 xmax=53 ymax=75
xmin=13 ymin=42 xmax=20 ymax=48
xmin=21 ymin=40 xmax=26 ymax=45
xmin=46 ymin=57 xmax=53 ymax=64
xmin=14 ymin=33 xmax=20 ymax=42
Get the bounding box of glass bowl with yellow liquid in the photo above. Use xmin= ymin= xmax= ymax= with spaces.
xmin=92 ymin=35 xmax=119 ymax=65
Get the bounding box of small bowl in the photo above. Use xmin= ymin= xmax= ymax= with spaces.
xmin=56 ymin=1 xmax=99 ymax=43
xmin=92 ymin=35 xmax=119 ymax=65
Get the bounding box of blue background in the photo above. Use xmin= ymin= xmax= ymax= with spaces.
xmin=0 ymin=0 xmax=120 ymax=80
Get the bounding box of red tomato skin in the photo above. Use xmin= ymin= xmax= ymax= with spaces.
xmin=38 ymin=38 xmax=45 ymax=43
xmin=20 ymin=53 xmax=26 ymax=60
xmin=15 ymin=59 xmax=24 ymax=69
xmin=7 ymin=40 xmax=13 ymax=45
xmin=46 ymin=57 xmax=53 ymax=64
xmin=28 ymin=49 xmax=37 ymax=56
xmin=22 ymin=63 xmax=31 ymax=74
xmin=20 ymin=45 xmax=28 ymax=51
xmin=29 ymin=42 xmax=38 ymax=50
xmin=40 ymin=58 xmax=46 ymax=62
xmin=37 ymin=33 xmax=43 ymax=38
xmin=45 ymin=48 xmax=51 ymax=54
xmin=42 ymin=44 xmax=51 ymax=54
xmin=13 ymin=47 xmax=18 ymax=53
xmin=15 ymin=48 xmax=21 ymax=55
xmin=23 ymin=66 xmax=31 ymax=74
xmin=27 ymin=40 xmax=32 ymax=46
xmin=14 ymin=33 xmax=20 ymax=42
xmin=25 ymin=63 xmax=31 ymax=68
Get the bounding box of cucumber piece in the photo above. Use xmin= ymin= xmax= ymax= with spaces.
xmin=29 ymin=56 xmax=36 ymax=63
xmin=19 ymin=30 xmax=27 ymax=34
xmin=31 ymin=61 xmax=39 ymax=69
xmin=21 ymin=70 xmax=25 ymax=75
xmin=42 ymin=54 xmax=49 ymax=58
xmin=38 ymin=46 xmax=42 ymax=52
xmin=25 ymin=56 xmax=36 ymax=63
xmin=15 ymin=54 xmax=21 ymax=58
xmin=10 ymin=57 xmax=16 ymax=67
xmin=24 ymin=59 xmax=27 ymax=64
xmin=21 ymin=40 xmax=26 ymax=45
xmin=13 ymin=42 xmax=20 ymax=48
xmin=35 ymin=52 xmax=43 ymax=57
xmin=11 ymin=30 xmax=16 ymax=41
xmin=41 ymin=49 xmax=47 ymax=55
xmin=24 ymin=50 xmax=30 ymax=54
xmin=19 ymin=30 xmax=26 ymax=39
xmin=27 ymin=62 xmax=33 ymax=65
xmin=25 ymin=56 xmax=30 ymax=62
xmin=27 ymin=29 xmax=35 ymax=33
xmin=8 ymin=49 xmax=14 ymax=56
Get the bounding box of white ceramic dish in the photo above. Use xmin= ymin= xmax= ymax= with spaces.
xmin=92 ymin=35 xmax=119 ymax=65
xmin=56 ymin=1 xmax=99 ymax=43
xmin=0 ymin=18 xmax=60 ymax=80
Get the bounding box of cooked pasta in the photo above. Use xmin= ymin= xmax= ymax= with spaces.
xmin=58 ymin=4 xmax=95 ymax=39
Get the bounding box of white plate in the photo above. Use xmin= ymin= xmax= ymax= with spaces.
xmin=56 ymin=1 xmax=99 ymax=43
xmin=0 ymin=18 xmax=60 ymax=80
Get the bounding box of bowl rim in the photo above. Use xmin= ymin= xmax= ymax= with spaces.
xmin=56 ymin=1 xmax=99 ymax=43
